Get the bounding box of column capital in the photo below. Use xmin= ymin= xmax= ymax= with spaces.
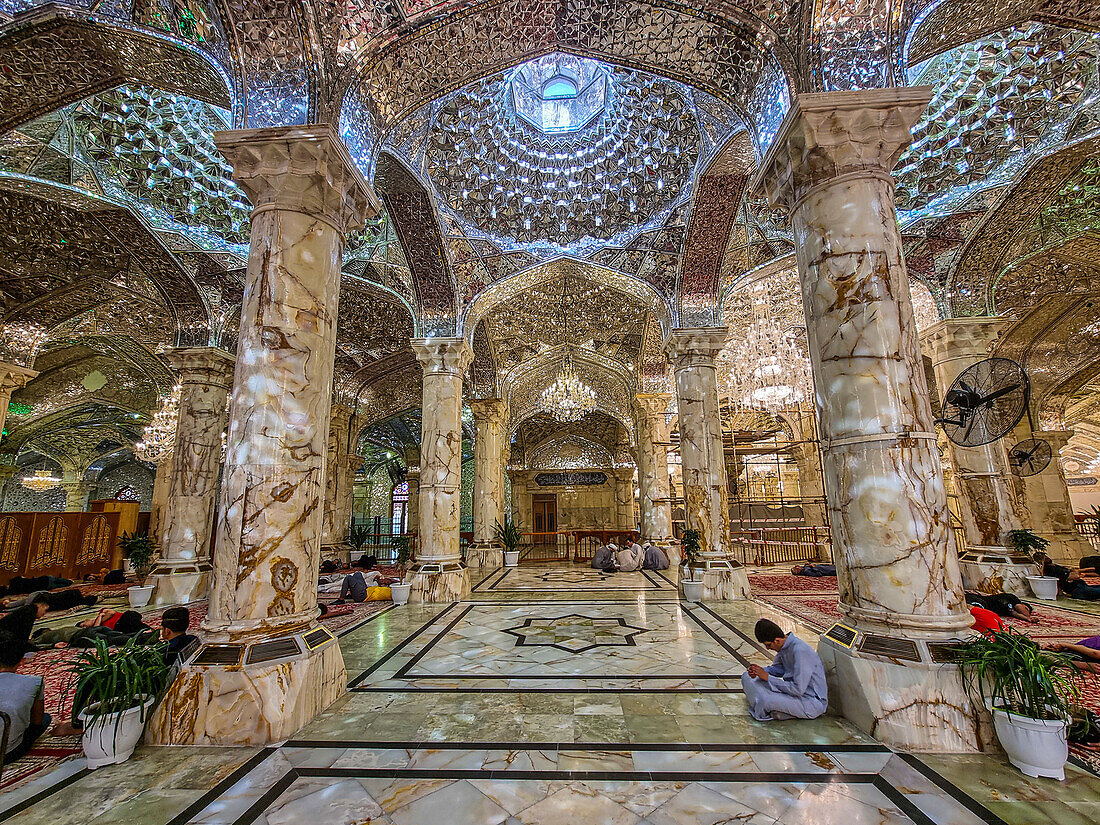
xmin=634 ymin=392 xmax=671 ymax=420
xmin=168 ymin=347 xmax=235 ymax=388
xmin=328 ymin=402 xmax=355 ymax=428
xmin=921 ymin=317 xmax=1006 ymax=366
xmin=411 ymin=337 xmax=474 ymax=376
xmin=0 ymin=362 xmax=37 ymax=394
xmin=469 ymin=397 xmax=507 ymax=427
xmin=753 ymin=87 xmax=933 ymax=211
xmin=612 ymin=466 xmax=636 ymax=482
xmin=665 ymin=328 xmax=727 ymax=367
xmin=1035 ymin=429 xmax=1073 ymax=452
xmin=215 ymin=123 xmax=378 ymax=235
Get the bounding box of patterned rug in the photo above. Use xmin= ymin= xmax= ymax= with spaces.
xmin=1 ymin=595 xmax=390 ymax=791
xmin=747 ymin=572 xmax=839 ymax=595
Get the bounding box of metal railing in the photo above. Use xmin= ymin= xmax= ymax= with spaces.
xmin=729 ymin=526 xmax=831 ymax=566
xmin=1076 ymin=515 xmax=1100 ymax=552
xmin=518 ymin=532 xmax=572 ymax=564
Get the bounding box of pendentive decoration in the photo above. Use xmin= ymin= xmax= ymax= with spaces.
xmin=540 ymin=272 xmax=597 ymax=423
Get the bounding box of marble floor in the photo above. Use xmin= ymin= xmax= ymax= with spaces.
xmin=3 ymin=569 xmax=1100 ymax=824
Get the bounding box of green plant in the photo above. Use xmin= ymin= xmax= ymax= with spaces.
xmin=348 ymin=523 xmax=372 ymax=553
xmin=391 ymin=533 xmax=413 ymax=570
xmin=67 ymin=637 xmax=171 ymax=730
xmin=954 ymin=627 xmax=1081 ymax=722
xmin=118 ymin=531 xmax=157 ymax=583
xmin=681 ymin=528 xmax=702 ymax=581
xmin=494 ymin=515 xmax=523 ymax=553
xmin=1005 ymin=528 xmax=1050 ymax=556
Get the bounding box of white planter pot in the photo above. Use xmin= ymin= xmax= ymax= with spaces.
xmin=390 ymin=582 xmax=411 ymax=606
xmin=682 ymin=580 xmax=705 ymax=602
xmin=79 ymin=695 xmax=154 ymax=769
xmin=992 ymin=706 xmax=1068 ymax=780
xmin=1026 ymin=575 xmax=1059 ymax=600
xmin=127 ymin=584 xmax=155 ymax=609
xmin=503 ymin=550 xmax=520 ymax=567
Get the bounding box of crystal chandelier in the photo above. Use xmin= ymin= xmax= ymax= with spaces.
xmin=134 ymin=382 xmax=181 ymax=464
xmin=539 ymin=272 xmax=598 ymax=422
xmin=22 ymin=469 xmax=61 ymax=492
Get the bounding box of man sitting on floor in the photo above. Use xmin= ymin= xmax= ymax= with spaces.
xmin=0 ymin=596 xmax=50 ymax=655
xmin=791 ymin=563 xmax=836 ymax=577
xmin=642 ymin=543 xmax=669 ymax=571
xmin=0 ymin=631 xmax=49 ymax=761
xmin=591 ymin=544 xmax=618 ymax=573
xmin=616 ymin=541 xmax=645 ymax=572
xmin=741 ymin=619 xmax=827 ymax=721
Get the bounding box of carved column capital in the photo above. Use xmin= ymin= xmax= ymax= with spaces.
xmin=0 ymin=362 xmax=37 ymax=394
xmin=921 ymin=317 xmax=1006 ymax=368
xmin=469 ymin=397 xmax=507 ymax=428
xmin=411 ymin=337 xmax=474 ymax=377
xmin=754 ymin=87 xmax=933 ymax=211
xmin=215 ymin=123 xmax=378 ymax=235
xmin=168 ymin=347 xmax=235 ymax=390
xmin=665 ymin=328 xmax=727 ymax=368
xmin=633 ymin=392 xmax=671 ymax=422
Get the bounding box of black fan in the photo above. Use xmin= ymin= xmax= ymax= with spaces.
xmin=938 ymin=357 xmax=1029 ymax=447
xmin=1008 ymin=438 xmax=1052 ymax=477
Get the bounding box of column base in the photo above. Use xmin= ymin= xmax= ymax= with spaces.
xmin=1045 ymin=532 xmax=1091 ymax=565
xmin=817 ymin=627 xmax=990 ymax=753
xmin=320 ymin=542 xmax=352 ymax=566
xmin=958 ymin=547 xmax=1038 ymax=596
xmin=465 ymin=541 xmax=503 ymax=570
xmin=679 ymin=559 xmax=750 ymax=600
xmin=408 ymin=561 xmax=469 ymax=603
xmin=146 ymin=623 xmax=345 ymax=746
xmin=147 ymin=564 xmax=211 ymax=606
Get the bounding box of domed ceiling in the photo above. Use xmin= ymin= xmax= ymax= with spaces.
xmin=385 ymin=53 xmax=743 ymax=258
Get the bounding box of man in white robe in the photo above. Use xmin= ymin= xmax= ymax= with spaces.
xmin=616 ymin=541 xmax=645 ymax=572
xmin=741 ymin=619 xmax=827 ymax=721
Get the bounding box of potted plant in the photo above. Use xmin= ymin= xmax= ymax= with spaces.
xmin=389 ymin=534 xmax=413 ymax=606
xmin=118 ymin=531 xmax=157 ymax=608
xmin=1007 ymin=529 xmax=1058 ymax=599
xmin=495 ymin=516 xmax=522 ymax=567
xmin=955 ymin=627 xmax=1081 ymax=780
xmin=680 ymin=528 xmax=704 ymax=602
xmin=68 ymin=637 xmax=171 ymax=768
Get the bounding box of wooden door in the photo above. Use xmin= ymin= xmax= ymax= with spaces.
xmin=532 ymin=495 xmax=557 ymax=533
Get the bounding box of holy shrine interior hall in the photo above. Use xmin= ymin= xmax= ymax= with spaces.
xmin=1 ymin=1 xmax=1100 ymax=823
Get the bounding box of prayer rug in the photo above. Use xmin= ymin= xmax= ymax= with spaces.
xmin=747 ymin=573 xmax=839 ymax=595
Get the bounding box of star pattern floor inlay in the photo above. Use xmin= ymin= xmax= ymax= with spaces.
xmin=502 ymin=614 xmax=649 ymax=653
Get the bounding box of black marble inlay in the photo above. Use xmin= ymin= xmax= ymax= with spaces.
xmin=502 ymin=613 xmax=649 ymax=654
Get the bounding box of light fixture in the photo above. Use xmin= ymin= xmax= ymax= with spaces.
xmin=134 ymin=382 xmax=181 ymax=464
xmin=539 ymin=273 xmax=598 ymax=423
xmin=22 ymin=469 xmax=61 ymax=492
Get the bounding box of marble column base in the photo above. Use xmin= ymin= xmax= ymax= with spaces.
xmin=465 ymin=542 xmax=503 ymax=570
xmin=320 ymin=542 xmax=352 ymax=566
xmin=147 ymin=624 xmax=345 ymax=746
xmin=818 ymin=630 xmax=990 ymax=753
xmin=1045 ymin=532 xmax=1091 ymax=565
xmin=408 ymin=561 xmax=470 ymax=603
xmin=958 ymin=548 xmax=1038 ymax=596
xmin=147 ymin=567 xmax=211 ymax=606
xmin=679 ymin=559 xmax=751 ymax=600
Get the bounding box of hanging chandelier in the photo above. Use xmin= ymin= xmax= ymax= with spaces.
xmin=539 ymin=272 xmax=598 ymax=423
xmin=134 ymin=382 xmax=181 ymax=464
xmin=22 ymin=469 xmax=61 ymax=492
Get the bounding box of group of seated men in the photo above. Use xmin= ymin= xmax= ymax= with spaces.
xmin=590 ymin=540 xmax=670 ymax=573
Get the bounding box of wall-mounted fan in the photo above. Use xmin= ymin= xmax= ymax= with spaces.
xmin=937 ymin=357 xmax=1029 ymax=448
xmin=1008 ymin=438 xmax=1052 ymax=477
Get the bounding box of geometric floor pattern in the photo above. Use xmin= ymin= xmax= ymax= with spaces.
xmin=3 ymin=567 xmax=1100 ymax=824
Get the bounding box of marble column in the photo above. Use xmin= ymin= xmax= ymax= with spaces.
xmin=320 ymin=403 xmax=355 ymax=564
xmin=756 ymin=88 xmax=981 ymax=752
xmin=666 ymin=329 xmax=750 ymax=599
xmin=634 ymin=393 xmax=676 ymax=560
xmin=149 ymin=124 xmax=375 ymax=746
xmin=467 ymin=398 xmax=507 ymax=569
xmin=1015 ymin=429 xmax=1091 ymax=563
xmin=407 ymin=338 xmax=473 ymax=602
xmin=60 ymin=473 xmax=91 ymax=512
xmin=147 ymin=452 xmax=174 ymax=548
xmin=405 ymin=465 xmax=420 ymax=537
xmin=0 ymin=363 xmax=37 ymax=447
xmin=924 ymin=318 xmax=1024 ymax=552
xmin=509 ymin=469 xmax=528 ymax=531
xmin=613 ymin=467 xmax=636 ymax=532
xmin=148 ymin=347 xmax=235 ymax=606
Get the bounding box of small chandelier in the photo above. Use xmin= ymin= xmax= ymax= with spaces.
xmin=541 ymin=353 xmax=598 ymax=422
xmin=22 ymin=469 xmax=61 ymax=492
xmin=134 ymin=382 xmax=181 ymax=464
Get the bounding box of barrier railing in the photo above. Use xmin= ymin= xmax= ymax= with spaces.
xmin=730 ymin=526 xmax=831 ymax=566
xmin=518 ymin=532 xmax=572 ymax=564
xmin=571 ymin=530 xmax=641 ymax=563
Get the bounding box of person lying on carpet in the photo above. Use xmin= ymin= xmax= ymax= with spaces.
xmin=616 ymin=541 xmax=645 ymax=572
xmin=1056 ymin=570 xmax=1100 ymax=601
xmin=791 ymin=563 xmax=837 ymax=577
xmin=964 ymin=591 xmax=1038 ymax=623
xmin=642 ymin=543 xmax=669 ymax=571
xmin=352 ymin=554 xmax=379 ymax=569
xmin=1034 ymin=552 xmax=1099 ymax=581
xmin=969 ymin=604 xmax=1005 ymax=636
xmin=1048 ymin=636 xmax=1100 ymax=673
xmin=0 ymin=631 xmax=49 ymax=762
xmin=32 ymin=610 xmax=153 ymax=650
xmin=591 ymin=544 xmax=618 ymax=573
xmin=331 ymin=563 xmax=395 ymax=604
xmin=0 ymin=575 xmax=73 ymax=597
xmin=3 ymin=588 xmax=97 ymax=613
xmin=741 ymin=619 xmax=827 ymax=722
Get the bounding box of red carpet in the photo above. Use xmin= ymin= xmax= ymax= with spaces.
xmin=748 ymin=572 xmax=839 ymax=595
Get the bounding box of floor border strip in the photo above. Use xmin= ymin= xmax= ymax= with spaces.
xmin=897 ymin=753 xmax=1011 ymax=825
xmin=165 ymin=747 xmax=277 ymax=825
xmin=282 ymin=740 xmax=890 ymax=752
xmin=0 ymin=766 xmax=90 ymax=822
xmin=347 ymin=602 xmax=458 ymax=688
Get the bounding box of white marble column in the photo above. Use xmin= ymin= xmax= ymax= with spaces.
xmin=467 ymin=398 xmax=507 ymax=569
xmin=924 ymin=319 xmax=1024 ymax=552
xmin=509 ymin=469 xmax=528 ymax=531
xmin=757 ymin=89 xmax=981 ymax=752
xmin=148 ymin=347 xmax=235 ymax=606
xmin=149 ymin=124 xmax=375 ymax=747
xmin=0 ymin=363 xmax=37 ymax=446
xmin=1015 ymin=429 xmax=1091 ymax=564
xmin=634 ymin=393 xmax=676 ymax=560
xmin=147 ymin=452 xmax=174 ymax=548
xmin=408 ymin=338 xmax=473 ymax=601
xmin=667 ymin=329 xmax=750 ymax=599
xmin=405 ymin=465 xmax=420 ymax=536
xmin=612 ymin=467 xmax=636 ymax=532
xmin=60 ymin=474 xmax=91 ymax=512
xmin=320 ymin=403 xmax=355 ymax=564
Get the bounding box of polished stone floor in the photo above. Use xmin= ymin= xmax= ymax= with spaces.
xmin=2 ymin=569 xmax=1099 ymax=824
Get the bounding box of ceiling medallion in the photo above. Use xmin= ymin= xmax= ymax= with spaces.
xmin=22 ymin=469 xmax=61 ymax=492
xmin=134 ymin=382 xmax=181 ymax=464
